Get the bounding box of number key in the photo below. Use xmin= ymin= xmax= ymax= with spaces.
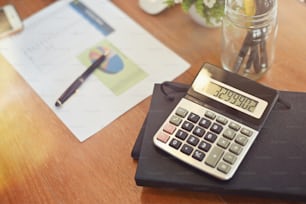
xmin=210 ymin=123 xmax=223 ymax=134
xmin=199 ymin=118 xmax=211 ymax=129
xmin=188 ymin=113 xmax=200 ymax=123
xmin=204 ymin=132 xmax=217 ymax=143
xmin=181 ymin=121 xmax=194 ymax=132
xmin=193 ymin=126 xmax=205 ymax=137
xmin=187 ymin=135 xmax=200 ymax=146
xmin=175 ymin=130 xmax=188 ymax=140
xmin=198 ymin=141 xmax=211 ymax=152
xmin=169 ymin=138 xmax=182 ymax=149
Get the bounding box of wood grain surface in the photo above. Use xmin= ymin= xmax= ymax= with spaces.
xmin=0 ymin=0 xmax=305 ymax=203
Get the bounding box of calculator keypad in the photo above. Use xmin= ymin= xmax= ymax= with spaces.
xmin=154 ymin=98 xmax=258 ymax=180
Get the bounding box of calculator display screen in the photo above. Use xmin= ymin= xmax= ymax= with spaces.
xmin=206 ymin=82 xmax=258 ymax=113
xmin=192 ymin=70 xmax=268 ymax=119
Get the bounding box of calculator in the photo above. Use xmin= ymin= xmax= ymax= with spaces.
xmin=153 ymin=63 xmax=279 ymax=180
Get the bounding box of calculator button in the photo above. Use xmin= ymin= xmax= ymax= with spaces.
xmin=216 ymin=116 xmax=228 ymax=125
xmin=156 ymin=101 xmax=259 ymax=180
xmin=229 ymin=122 xmax=241 ymax=131
xmin=205 ymin=111 xmax=216 ymax=119
xmin=217 ymin=137 xmax=230 ymax=149
xmin=169 ymin=115 xmax=182 ymax=126
xmin=163 ymin=123 xmax=176 ymax=134
xmin=198 ymin=141 xmax=211 ymax=152
xmin=223 ymin=128 xmax=236 ymax=140
xmin=176 ymin=107 xmax=188 ymax=118
xmin=169 ymin=138 xmax=182 ymax=149
xmin=199 ymin=118 xmax=211 ymax=129
xmin=187 ymin=135 xmax=200 ymax=146
xmin=175 ymin=130 xmax=188 ymax=140
xmin=235 ymin=134 xmax=248 ymax=146
xmin=223 ymin=152 xmax=237 ymax=165
xmin=217 ymin=162 xmax=231 ymax=174
xmin=192 ymin=150 xmax=205 ymax=161
xmin=181 ymin=121 xmax=194 ymax=132
xmin=188 ymin=113 xmax=200 ymax=123
xmin=156 ymin=132 xmax=170 ymax=143
xmin=205 ymin=146 xmax=224 ymax=168
xmin=241 ymin=128 xmax=253 ymax=137
xmin=210 ymin=123 xmax=223 ymax=134
xmin=192 ymin=126 xmax=205 ymax=137
xmin=180 ymin=144 xmax=193 ymax=155
xmin=229 ymin=143 xmax=243 ymax=155
xmin=204 ymin=132 xmax=217 ymax=143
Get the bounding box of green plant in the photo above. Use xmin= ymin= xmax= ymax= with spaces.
xmin=165 ymin=0 xmax=225 ymax=25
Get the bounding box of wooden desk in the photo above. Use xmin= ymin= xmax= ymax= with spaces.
xmin=0 ymin=0 xmax=305 ymax=203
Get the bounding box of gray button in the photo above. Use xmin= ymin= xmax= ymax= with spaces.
xmin=176 ymin=107 xmax=188 ymax=118
xmin=241 ymin=128 xmax=253 ymax=137
xmin=205 ymin=111 xmax=216 ymax=119
xmin=169 ymin=115 xmax=182 ymax=126
xmin=229 ymin=143 xmax=243 ymax=155
xmin=217 ymin=162 xmax=231 ymax=174
xmin=216 ymin=116 xmax=228 ymax=125
xmin=205 ymin=146 xmax=224 ymax=168
xmin=223 ymin=152 xmax=237 ymax=165
xmin=217 ymin=137 xmax=230 ymax=149
xmin=229 ymin=122 xmax=241 ymax=131
xmin=223 ymin=128 xmax=236 ymax=140
xmin=235 ymin=134 xmax=248 ymax=146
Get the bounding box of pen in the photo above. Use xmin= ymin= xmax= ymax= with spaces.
xmin=252 ymin=43 xmax=261 ymax=73
xmin=233 ymin=32 xmax=252 ymax=72
xmin=259 ymin=38 xmax=268 ymax=70
xmin=245 ymin=44 xmax=257 ymax=72
xmin=239 ymin=0 xmax=272 ymax=74
xmin=55 ymin=51 xmax=109 ymax=107
xmin=256 ymin=1 xmax=272 ymax=72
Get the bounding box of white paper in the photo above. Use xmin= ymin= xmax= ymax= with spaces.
xmin=0 ymin=0 xmax=189 ymax=142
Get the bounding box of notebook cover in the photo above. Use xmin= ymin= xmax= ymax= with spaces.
xmin=134 ymin=83 xmax=306 ymax=200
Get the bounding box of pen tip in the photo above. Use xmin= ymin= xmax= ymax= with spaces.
xmin=104 ymin=49 xmax=110 ymax=56
xmin=55 ymin=100 xmax=62 ymax=107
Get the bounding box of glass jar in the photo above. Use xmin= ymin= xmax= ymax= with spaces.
xmin=221 ymin=0 xmax=278 ymax=80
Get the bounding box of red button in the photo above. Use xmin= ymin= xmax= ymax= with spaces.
xmin=163 ymin=123 xmax=176 ymax=134
xmin=156 ymin=132 xmax=170 ymax=143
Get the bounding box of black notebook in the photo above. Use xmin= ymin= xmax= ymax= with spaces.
xmin=133 ymin=82 xmax=306 ymax=201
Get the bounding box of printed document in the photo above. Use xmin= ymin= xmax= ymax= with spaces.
xmin=0 ymin=0 xmax=189 ymax=141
